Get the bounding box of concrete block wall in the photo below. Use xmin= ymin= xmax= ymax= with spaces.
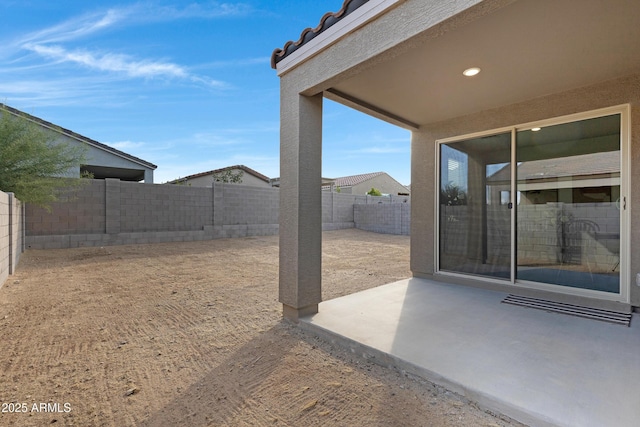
xmin=486 ymin=206 xmax=511 ymax=265
xmin=322 ymin=192 xmax=365 ymax=230
xmin=222 ymin=183 xmax=278 ymax=225
xmin=120 ymin=180 xmax=213 ymax=232
xmin=24 ymin=180 xmax=413 ymax=249
xmin=0 ymin=192 xmax=9 ymax=286
xmin=440 ymin=203 xmax=619 ymax=272
xmin=25 ymin=181 xmax=105 ymax=236
xmin=1 ymin=191 xmax=24 ymax=287
xmin=26 ymin=180 xmax=244 ymax=248
xmin=11 ymin=194 xmax=23 ymax=275
xmin=355 ymin=202 xmax=411 ymax=235
xmin=440 ymin=205 xmax=468 ymax=257
xmin=518 ymin=204 xmax=562 ymax=264
xmin=518 ymin=202 xmax=619 ymax=270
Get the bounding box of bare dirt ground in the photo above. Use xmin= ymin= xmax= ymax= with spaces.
xmin=0 ymin=229 xmax=523 ymax=426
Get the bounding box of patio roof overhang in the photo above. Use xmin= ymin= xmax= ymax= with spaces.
xmin=273 ymin=0 xmax=640 ymax=321
xmin=274 ymin=0 xmax=640 ymax=129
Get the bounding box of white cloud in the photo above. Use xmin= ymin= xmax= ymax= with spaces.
xmin=11 ymin=3 xmax=248 ymax=88
xmin=108 ymin=140 xmax=146 ymax=150
xmin=0 ymin=75 xmax=131 ymax=107
xmin=25 ymin=44 xmax=187 ymax=79
xmin=149 ymin=2 xmax=253 ymax=21
xmin=22 ymin=42 xmax=227 ymax=88
xmin=17 ymin=8 xmax=128 ymax=46
xmin=16 ymin=3 xmax=252 ymax=47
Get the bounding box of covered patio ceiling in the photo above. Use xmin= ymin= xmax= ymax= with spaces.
xmin=325 ymin=0 xmax=640 ymax=128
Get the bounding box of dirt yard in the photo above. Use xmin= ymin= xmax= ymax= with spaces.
xmin=0 ymin=229 xmax=522 ymax=426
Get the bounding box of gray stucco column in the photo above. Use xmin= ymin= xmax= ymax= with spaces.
xmin=279 ymin=89 xmax=323 ymax=321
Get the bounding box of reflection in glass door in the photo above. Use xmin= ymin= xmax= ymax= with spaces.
xmin=438 ymin=112 xmax=623 ymax=296
xmin=515 ymin=114 xmax=621 ymax=293
xmin=439 ymin=133 xmax=511 ymax=279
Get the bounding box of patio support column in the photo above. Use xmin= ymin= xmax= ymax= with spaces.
xmin=279 ymin=88 xmax=323 ymax=321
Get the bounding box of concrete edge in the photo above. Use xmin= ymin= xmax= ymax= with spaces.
xmin=25 ymin=222 xmax=360 ymax=249
xmin=298 ymin=315 xmax=555 ymax=427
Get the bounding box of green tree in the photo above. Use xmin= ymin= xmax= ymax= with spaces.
xmin=0 ymin=106 xmax=90 ymax=209
xmin=366 ymin=187 xmax=382 ymax=196
xmin=213 ymin=169 xmax=244 ymax=184
xmin=440 ymin=182 xmax=467 ymax=205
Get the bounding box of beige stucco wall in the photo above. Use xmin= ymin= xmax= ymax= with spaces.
xmin=411 ymin=73 xmax=640 ymax=307
xmin=351 ymin=174 xmax=410 ymax=196
xmin=183 ymin=170 xmax=270 ymax=188
xmin=276 ymin=0 xmax=514 ymax=318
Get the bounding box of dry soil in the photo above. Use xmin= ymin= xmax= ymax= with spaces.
xmin=0 ymin=229 xmax=523 ymax=426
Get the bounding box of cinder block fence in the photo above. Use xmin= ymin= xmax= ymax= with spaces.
xmin=0 ymin=191 xmax=24 ymax=287
xmin=354 ymin=202 xmax=410 ymax=235
xmin=25 ymin=179 xmax=411 ymax=249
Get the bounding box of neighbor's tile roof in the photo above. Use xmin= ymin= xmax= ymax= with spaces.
xmin=0 ymin=103 xmax=157 ymax=169
xmin=488 ymin=151 xmax=620 ymax=183
xmin=171 ymin=165 xmax=270 ymax=184
xmin=271 ymin=0 xmax=369 ymax=68
xmin=331 ymin=171 xmax=385 ymax=187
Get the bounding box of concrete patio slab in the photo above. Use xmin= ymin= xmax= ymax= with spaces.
xmin=299 ymin=278 xmax=640 ymax=427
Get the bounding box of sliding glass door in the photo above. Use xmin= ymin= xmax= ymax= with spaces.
xmin=515 ymin=114 xmax=621 ymax=293
xmin=438 ymin=110 xmax=624 ymax=297
xmin=439 ymin=132 xmax=512 ymax=279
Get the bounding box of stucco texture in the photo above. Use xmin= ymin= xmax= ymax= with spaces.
xmin=411 ymin=73 xmax=640 ymax=307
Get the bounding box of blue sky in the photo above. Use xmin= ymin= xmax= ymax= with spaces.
xmin=0 ymin=1 xmax=411 ymax=185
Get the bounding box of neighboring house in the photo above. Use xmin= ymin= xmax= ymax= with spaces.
xmin=270 ymin=176 xmax=335 ymax=189
xmin=322 ymin=172 xmax=409 ymax=195
xmin=168 ymin=165 xmax=271 ymax=187
xmin=271 ymin=0 xmax=640 ymax=319
xmin=1 ymin=104 xmax=156 ymax=182
xmin=487 ymin=150 xmax=620 ymax=206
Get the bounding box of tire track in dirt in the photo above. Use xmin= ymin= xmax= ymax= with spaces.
xmin=140 ymin=323 xmax=293 ymax=426
xmin=1 ymin=231 xmax=521 ymax=427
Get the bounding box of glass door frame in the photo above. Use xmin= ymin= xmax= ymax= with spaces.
xmin=434 ymin=104 xmax=630 ymax=303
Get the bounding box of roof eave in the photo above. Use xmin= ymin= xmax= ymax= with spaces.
xmin=272 ymin=0 xmax=403 ymax=76
xmin=177 ymin=165 xmax=270 ymax=183
xmin=1 ymin=104 xmax=157 ymax=170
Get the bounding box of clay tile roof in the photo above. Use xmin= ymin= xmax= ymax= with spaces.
xmin=488 ymin=151 xmax=620 ymax=183
xmin=170 ymin=165 xmax=270 ymax=184
xmin=271 ymin=0 xmax=369 ymax=69
xmin=332 ymin=171 xmax=385 ymax=187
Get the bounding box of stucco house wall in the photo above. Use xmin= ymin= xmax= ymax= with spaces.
xmin=50 ymin=131 xmax=154 ymax=183
xmin=181 ymin=170 xmax=270 ymax=188
xmin=171 ymin=166 xmax=271 ymax=188
xmin=82 ymin=142 xmax=154 ymax=183
xmin=273 ymin=0 xmax=493 ymax=319
xmin=350 ymin=174 xmax=409 ymax=195
xmin=411 ymin=73 xmax=640 ymax=307
xmin=1 ymin=104 xmax=156 ymax=182
xmin=272 ymin=0 xmax=640 ymax=317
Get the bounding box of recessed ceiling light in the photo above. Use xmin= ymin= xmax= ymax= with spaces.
xmin=531 ymin=127 xmax=541 ymax=132
xmin=463 ymin=67 xmax=481 ymax=77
